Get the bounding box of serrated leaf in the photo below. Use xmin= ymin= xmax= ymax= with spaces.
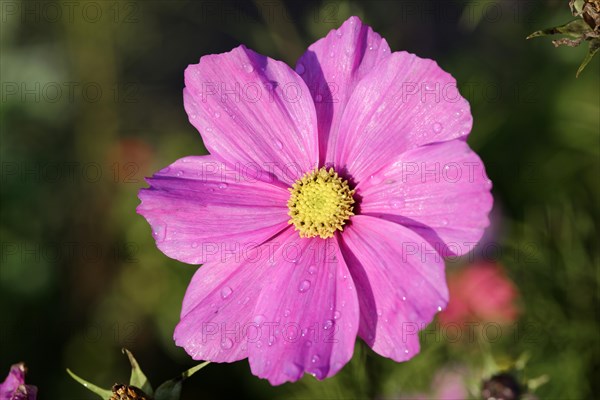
xmin=123 ymin=348 xmax=153 ymax=396
xmin=66 ymin=369 xmax=113 ymax=400
xmin=577 ymin=38 xmax=600 ymax=77
xmin=527 ymin=18 xmax=591 ymax=39
xmin=153 ymin=361 xmax=210 ymax=400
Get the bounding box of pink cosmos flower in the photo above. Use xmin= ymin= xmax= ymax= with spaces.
xmin=439 ymin=262 xmax=519 ymax=326
xmin=0 ymin=363 xmax=37 ymax=400
xmin=138 ymin=16 xmax=493 ymax=384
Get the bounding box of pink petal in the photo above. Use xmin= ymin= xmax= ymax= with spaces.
xmin=184 ymin=45 xmax=319 ymax=186
xmin=339 ymin=215 xmax=447 ymax=362
xmin=173 ymin=229 xmax=297 ymax=362
xmin=358 ymin=140 xmax=493 ymax=256
xmin=296 ymin=16 xmax=391 ymax=165
xmin=334 ymin=51 xmax=472 ymax=183
xmin=248 ymin=235 xmax=359 ymax=385
xmin=137 ymin=155 xmax=290 ymax=264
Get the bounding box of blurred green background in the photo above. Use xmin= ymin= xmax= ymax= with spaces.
xmin=1 ymin=0 xmax=598 ymax=398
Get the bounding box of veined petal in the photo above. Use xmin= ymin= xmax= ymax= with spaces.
xmin=184 ymin=45 xmax=319 ymax=185
xmin=339 ymin=215 xmax=447 ymax=362
xmin=137 ymin=155 xmax=290 ymax=264
xmin=248 ymin=235 xmax=359 ymax=385
xmin=359 ymin=140 xmax=493 ymax=256
xmin=296 ymin=16 xmax=391 ymax=165
xmin=174 ymin=229 xmax=296 ymax=363
xmin=335 ymin=51 xmax=472 ymax=183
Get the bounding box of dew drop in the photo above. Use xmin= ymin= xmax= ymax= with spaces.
xmin=176 ymin=170 xmax=184 ymax=177
xmin=275 ymin=139 xmax=284 ymax=150
xmin=368 ymin=42 xmax=379 ymax=50
xmin=390 ymin=199 xmax=404 ymax=209
xmin=298 ymin=280 xmax=311 ymax=293
xmin=220 ymin=286 xmax=233 ymax=299
xmin=333 ymin=310 xmax=341 ymax=320
xmin=296 ymin=63 xmax=305 ymax=75
xmin=329 ymin=51 xmax=335 ymax=58
xmin=242 ymin=63 xmax=254 ymax=73
xmin=254 ymin=314 xmax=266 ymax=325
xmin=190 ymin=114 xmax=197 ymax=119
xmin=323 ymin=320 xmax=334 ymax=330
xmin=284 ymin=362 xmax=301 ymax=377
xmin=284 ymin=309 xmax=291 ymax=317
xmin=221 ymin=338 xmax=233 ymax=349
xmin=191 ymin=242 xmax=199 ymax=248
xmin=308 ymin=265 xmax=317 ymax=275
xmin=402 ymin=296 xmax=407 ymax=301
xmin=336 ymin=30 xmax=343 ymax=37
xmin=218 ymin=183 xmax=228 ymax=189
xmin=305 ymin=340 xmax=312 ymax=347
xmin=256 ymin=340 xmax=262 ymax=348
xmin=152 ymin=223 xmax=167 ymax=242
xmin=437 ymin=306 xmax=443 ymax=312
xmin=404 ymin=349 xmax=409 ymax=354
xmin=311 ymin=355 xmax=320 ymax=363
xmin=214 ymin=111 xmax=221 ymax=118
xmin=369 ymin=174 xmax=383 ymax=184
xmin=433 ymin=122 xmax=443 ymax=133
xmin=441 ymin=218 xmax=449 ymax=226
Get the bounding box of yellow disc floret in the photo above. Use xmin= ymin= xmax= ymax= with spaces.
xmin=287 ymin=167 xmax=356 ymax=239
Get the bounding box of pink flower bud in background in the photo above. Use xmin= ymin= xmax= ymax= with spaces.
xmin=439 ymin=262 xmax=519 ymax=326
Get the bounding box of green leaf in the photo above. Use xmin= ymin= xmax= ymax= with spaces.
xmin=154 ymin=361 xmax=210 ymax=400
xmin=527 ymin=18 xmax=591 ymax=40
xmin=577 ymin=38 xmax=600 ymax=77
xmin=66 ymin=369 xmax=113 ymax=400
xmin=123 ymin=348 xmax=153 ymax=396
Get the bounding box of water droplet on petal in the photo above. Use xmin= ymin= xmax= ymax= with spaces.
xmin=296 ymin=63 xmax=305 ymax=75
xmin=390 ymin=199 xmax=404 ymax=209
xmin=311 ymin=355 xmax=320 ymax=363
xmin=152 ymin=223 xmax=167 ymax=242
xmin=369 ymin=42 xmax=379 ymax=50
xmin=333 ymin=310 xmax=341 ymax=320
xmin=221 ymin=338 xmax=233 ymax=349
xmin=242 ymin=63 xmax=254 ymax=73
xmin=336 ymin=30 xmax=343 ymax=37
xmin=218 ymin=183 xmax=228 ymax=189
xmin=191 ymin=242 xmax=199 ymax=248
xmin=220 ymin=286 xmax=233 ymax=299
xmin=284 ymin=309 xmax=291 ymax=317
xmin=433 ymin=122 xmax=443 ymax=133
xmin=254 ymin=314 xmax=266 ymax=325
xmin=275 ymin=139 xmax=283 ymax=150
xmin=284 ymin=362 xmax=301 ymax=378
xmin=437 ymin=306 xmax=443 ymax=312
xmin=298 ymin=280 xmax=311 ymax=293
xmin=308 ymin=265 xmax=317 ymax=275
xmin=404 ymin=349 xmax=409 ymax=354
xmin=323 ymin=320 xmax=334 ymax=330
xmin=402 ymin=296 xmax=407 ymax=301
xmin=176 ymin=170 xmax=184 ymax=177
xmin=305 ymin=340 xmax=312 ymax=347
xmin=214 ymin=111 xmax=221 ymax=118
xmin=441 ymin=218 xmax=449 ymax=226
xmin=369 ymin=174 xmax=383 ymax=184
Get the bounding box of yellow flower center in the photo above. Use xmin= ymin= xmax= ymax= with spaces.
xmin=287 ymin=167 xmax=356 ymax=239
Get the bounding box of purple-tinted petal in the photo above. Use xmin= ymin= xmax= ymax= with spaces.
xmin=184 ymin=45 xmax=318 ymax=185
xmin=339 ymin=215 xmax=447 ymax=362
xmin=296 ymin=16 xmax=391 ymax=165
xmin=248 ymin=235 xmax=359 ymax=385
xmin=359 ymin=140 xmax=493 ymax=256
xmin=173 ymin=229 xmax=296 ymax=362
xmin=137 ymin=155 xmax=290 ymax=264
xmin=0 ymin=364 xmax=36 ymax=400
xmin=334 ymin=51 xmax=472 ymax=183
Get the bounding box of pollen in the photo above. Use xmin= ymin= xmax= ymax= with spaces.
xmin=287 ymin=167 xmax=356 ymax=239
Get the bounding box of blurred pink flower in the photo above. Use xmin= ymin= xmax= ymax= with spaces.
xmin=439 ymin=262 xmax=519 ymax=326
xmin=138 ymin=16 xmax=493 ymax=384
xmin=399 ymin=367 xmax=468 ymax=400
xmin=0 ymin=363 xmax=37 ymax=400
